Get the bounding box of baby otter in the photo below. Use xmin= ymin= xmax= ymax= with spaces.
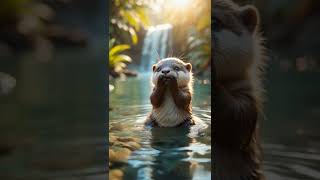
xmin=213 ymin=0 xmax=267 ymax=180
xmin=145 ymin=57 xmax=194 ymax=127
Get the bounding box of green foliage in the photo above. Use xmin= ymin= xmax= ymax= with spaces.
xmin=109 ymin=40 xmax=132 ymax=73
xmin=110 ymin=0 xmax=150 ymax=45
xmin=109 ymin=0 xmax=151 ymax=76
xmin=186 ymin=28 xmax=211 ymax=73
xmin=185 ymin=0 xmax=211 ymax=73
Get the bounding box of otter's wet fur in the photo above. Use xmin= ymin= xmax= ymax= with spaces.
xmin=213 ymin=0 xmax=267 ymax=179
xmin=145 ymin=57 xmax=194 ymax=127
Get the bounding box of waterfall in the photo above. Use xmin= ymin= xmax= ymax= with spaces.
xmin=139 ymin=24 xmax=173 ymax=72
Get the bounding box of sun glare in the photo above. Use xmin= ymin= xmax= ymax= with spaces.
xmin=169 ymin=0 xmax=191 ymax=8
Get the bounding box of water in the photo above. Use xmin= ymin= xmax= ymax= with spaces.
xmin=109 ymin=74 xmax=212 ymax=180
xmin=140 ymin=24 xmax=173 ymax=72
xmin=109 ymin=54 xmax=320 ymax=180
xmin=262 ymin=55 xmax=320 ymax=180
xmin=0 ymin=48 xmax=107 ymax=180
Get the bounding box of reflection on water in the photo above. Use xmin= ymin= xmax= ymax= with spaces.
xmin=109 ymin=74 xmax=211 ymax=180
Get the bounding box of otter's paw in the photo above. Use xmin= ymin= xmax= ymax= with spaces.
xmin=157 ymin=75 xmax=167 ymax=86
xmin=166 ymin=76 xmax=178 ymax=89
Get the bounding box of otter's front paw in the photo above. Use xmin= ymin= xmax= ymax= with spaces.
xmin=158 ymin=75 xmax=167 ymax=87
xmin=167 ymin=76 xmax=178 ymax=89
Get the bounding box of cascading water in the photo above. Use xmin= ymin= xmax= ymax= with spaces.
xmin=139 ymin=24 xmax=173 ymax=72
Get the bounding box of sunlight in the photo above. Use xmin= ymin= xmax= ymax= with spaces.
xmin=152 ymin=0 xmax=192 ymax=13
xmin=169 ymin=0 xmax=191 ymax=8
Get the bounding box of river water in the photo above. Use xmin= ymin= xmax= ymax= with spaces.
xmin=109 ymin=73 xmax=211 ymax=180
xmin=0 ymin=49 xmax=107 ymax=180
xmin=109 ymin=63 xmax=320 ymax=180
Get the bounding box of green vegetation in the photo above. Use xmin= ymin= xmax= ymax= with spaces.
xmin=108 ymin=0 xmax=211 ymax=77
xmin=109 ymin=41 xmax=132 ymax=75
xmin=109 ymin=0 xmax=150 ymax=76
xmin=185 ymin=1 xmax=211 ymax=75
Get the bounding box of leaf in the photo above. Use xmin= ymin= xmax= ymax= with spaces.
xmin=128 ymin=27 xmax=138 ymax=45
xmin=188 ymin=39 xmax=206 ymax=50
xmin=135 ymin=7 xmax=150 ymax=27
xmin=109 ymin=44 xmax=130 ymax=57
xmin=121 ymin=9 xmax=140 ymax=31
xmin=113 ymin=54 xmax=132 ymax=64
xmin=115 ymin=0 xmax=120 ymax=7
xmin=109 ymin=38 xmax=116 ymax=48
xmin=114 ymin=62 xmax=127 ymax=73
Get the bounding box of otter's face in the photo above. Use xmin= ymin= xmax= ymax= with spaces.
xmin=213 ymin=0 xmax=260 ymax=81
xmin=152 ymin=58 xmax=192 ymax=87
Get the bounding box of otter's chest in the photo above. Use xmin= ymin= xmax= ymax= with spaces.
xmin=153 ymin=91 xmax=189 ymax=127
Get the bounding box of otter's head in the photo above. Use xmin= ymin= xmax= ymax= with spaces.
xmin=151 ymin=57 xmax=192 ymax=87
xmin=213 ymin=0 xmax=260 ymax=81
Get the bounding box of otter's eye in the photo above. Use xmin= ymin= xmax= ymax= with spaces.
xmin=174 ymin=67 xmax=180 ymax=71
xmin=213 ymin=17 xmax=223 ymax=32
xmin=156 ymin=67 xmax=161 ymax=72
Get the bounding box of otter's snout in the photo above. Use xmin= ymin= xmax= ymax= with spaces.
xmin=161 ymin=67 xmax=172 ymax=76
xmin=161 ymin=69 xmax=170 ymax=75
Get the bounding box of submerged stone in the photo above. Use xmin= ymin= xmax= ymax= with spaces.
xmin=109 ymin=169 xmax=123 ymax=180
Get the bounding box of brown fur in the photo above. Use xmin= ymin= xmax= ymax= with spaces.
xmin=145 ymin=58 xmax=194 ymax=127
xmin=213 ymin=0 xmax=267 ymax=179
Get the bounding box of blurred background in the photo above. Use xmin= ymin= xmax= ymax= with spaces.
xmin=236 ymin=0 xmax=320 ymax=179
xmin=0 ymin=0 xmax=107 ymax=179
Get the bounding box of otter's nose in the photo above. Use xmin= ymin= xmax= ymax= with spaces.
xmin=162 ymin=70 xmax=170 ymax=74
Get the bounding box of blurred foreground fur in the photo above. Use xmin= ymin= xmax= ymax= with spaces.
xmin=213 ymin=0 xmax=267 ymax=179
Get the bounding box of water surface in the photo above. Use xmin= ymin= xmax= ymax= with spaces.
xmin=262 ymin=55 xmax=320 ymax=180
xmin=109 ymin=74 xmax=212 ymax=180
xmin=0 ymin=49 xmax=107 ymax=180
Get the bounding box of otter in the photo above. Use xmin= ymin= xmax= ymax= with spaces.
xmin=212 ymin=0 xmax=267 ymax=180
xmin=145 ymin=57 xmax=194 ymax=127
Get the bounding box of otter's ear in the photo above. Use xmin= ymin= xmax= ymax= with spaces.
xmin=185 ymin=63 xmax=192 ymax=72
xmin=152 ymin=65 xmax=156 ymax=72
xmin=240 ymin=5 xmax=260 ymax=34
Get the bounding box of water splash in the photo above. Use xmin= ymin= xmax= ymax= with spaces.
xmin=140 ymin=24 xmax=173 ymax=72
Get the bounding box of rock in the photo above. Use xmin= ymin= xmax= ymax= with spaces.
xmin=109 ymin=123 xmax=124 ymax=131
xmin=108 ymin=132 xmax=142 ymax=178
xmin=112 ymin=141 xmax=141 ymax=151
xmin=109 ymin=148 xmax=131 ymax=162
xmin=109 ymin=135 xmax=116 ymax=145
xmin=109 ymin=169 xmax=123 ymax=180
xmin=116 ymin=137 xmax=140 ymax=143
